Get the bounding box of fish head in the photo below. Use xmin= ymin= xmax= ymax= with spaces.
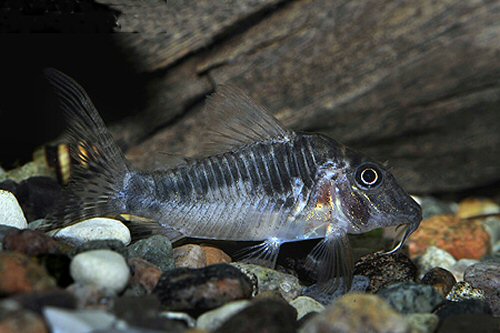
xmin=328 ymin=146 xmax=422 ymax=248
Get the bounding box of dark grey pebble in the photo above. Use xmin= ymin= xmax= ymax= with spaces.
xmin=8 ymin=289 xmax=77 ymax=314
xmin=437 ymin=314 xmax=500 ymax=333
xmin=153 ymin=264 xmax=253 ymax=313
xmin=301 ymin=275 xmax=370 ymax=306
xmin=353 ymin=252 xmax=418 ymax=293
xmin=214 ymin=298 xmax=298 ymax=333
xmin=433 ymin=299 xmax=492 ymax=319
xmin=72 ymin=239 xmax=128 ymax=257
xmin=127 ymin=235 xmax=174 ymax=272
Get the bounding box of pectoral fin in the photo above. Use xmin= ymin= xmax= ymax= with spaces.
xmin=305 ymin=232 xmax=353 ymax=292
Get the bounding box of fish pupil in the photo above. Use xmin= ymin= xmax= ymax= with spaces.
xmin=355 ymin=164 xmax=382 ymax=188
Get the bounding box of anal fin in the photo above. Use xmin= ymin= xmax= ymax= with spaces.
xmin=118 ymin=214 xmax=185 ymax=243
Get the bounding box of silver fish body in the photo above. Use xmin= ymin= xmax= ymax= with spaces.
xmin=43 ymin=68 xmax=422 ymax=291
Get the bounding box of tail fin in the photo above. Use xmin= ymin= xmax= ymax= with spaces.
xmin=41 ymin=68 xmax=129 ymax=231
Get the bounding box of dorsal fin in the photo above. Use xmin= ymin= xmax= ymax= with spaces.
xmin=201 ymin=85 xmax=291 ymax=155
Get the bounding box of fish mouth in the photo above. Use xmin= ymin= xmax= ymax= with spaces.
xmin=382 ymin=221 xmax=419 ymax=255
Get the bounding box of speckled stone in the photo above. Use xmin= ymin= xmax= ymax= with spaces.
xmin=421 ymin=267 xmax=456 ymax=297
xmin=232 ymin=263 xmax=302 ymax=301
xmin=127 ymin=235 xmax=174 ymax=272
xmin=417 ymin=246 xmax=456 ymax=276
xmin=446 ymin=281 xmax=485 ymax=302
xmin=300 ymin=293 xmax=411 ymax=333
xmin=353 ymin=252 xmax=417 ymax=293
xmin=377 ymin=282 xmax=444 ymax=314
xmin=301 ymin=275 xmax=370 ymax=305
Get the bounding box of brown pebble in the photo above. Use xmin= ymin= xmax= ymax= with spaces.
xmin=408 ymin=215 xmax=490 ymax=259
xmin=3 ymin=229 xmax=70 ymax=256
xmin=0 ymin=309 xmax=48 ymax=333
xmin=421 ymin=267 xmax=457 ymax=297
xmin=128 ymin=257 xmax=162 ymax=293
xmin=174 ymin=244 xmax=231 ymax=269
xmin=0 ymin=252 xmax=56 ymax=294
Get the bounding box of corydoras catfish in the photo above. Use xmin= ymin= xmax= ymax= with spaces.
xmin=42 ymin=68 xmax=422 ymax=291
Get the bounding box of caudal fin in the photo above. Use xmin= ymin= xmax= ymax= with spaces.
xmin=41 ymin=68 xmax=129 ymax=230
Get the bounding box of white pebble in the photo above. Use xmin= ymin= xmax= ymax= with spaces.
xmin=70 ymin=250 xmax=130 ymax=294
xmin=417 ymin=246 xmax=456 ymax=277
xmin=197 ymin=300 xmax=250 ymax=331
xmin=290 ymin=296 xmax=325 ymax=320
xmin=0 ymin=190 xmax=27 ymax=229
xmin=53 ymin=217 xmax=131 ymax=245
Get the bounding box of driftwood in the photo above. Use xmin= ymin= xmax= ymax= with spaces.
xmin=97 ymin=0 xmax=500 ymax=194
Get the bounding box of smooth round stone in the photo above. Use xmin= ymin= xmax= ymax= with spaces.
xmin=0 ymin=190 xmax=27 ymax=229
xmin=417 ymin=246 xmax=456 ymax=277
xmin=421 ymin=267 xmax=456 ymax=297
xmin=448 ymin=259 xmax=479 ymax=281
xmin=290 ymin=296 xmax=325 ymax=320
xmin=197 ymin=300 xmax=250 ymax=331
xmin=300 ymin=294 xmax=411 ymax=333
xmin=70 ymin=250 xmax=130 ymax=294
xmin=53 ymin=217 xmax=131 ymax=246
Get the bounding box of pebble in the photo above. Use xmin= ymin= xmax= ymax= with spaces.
xmin=2 ymin=229 xmax=69 ymax=256
xmin=421 ymin=267 xmax=456 ymax=297
xmin=196 ymin=300 xmax=250 ymax=331
xmin=300 ymin=293 xmax=411 ymax=333
xmin=438 ymin=314 xmax=500 ymax=333
xmin=433 ymin=299 xmax=492 ymax=319
xmin=43 ymin=307 xmax=127 ymax=333
xmin=302 ymin=275 xmax=370 ymax=305
xmin=290 ymin=296 xmax=325 ymax=320
xmin=154 ymin=264 xmax=253 ymax=312
xmin=457 ymin=198 xmax=500 ymax=219
xmin=416 ymin=246 xmax=456 ymax=276
xmin=377 ymin=282 xmax=444 ymax=314
xmin=483 ymin=216 xmax=500 ymax=252
xmin=0 ymin=161 xmax=53 ymax=184
xmin=113 ymin=295 xmax=187 ymax=332
xmin=0 ymin=252 xmax=56 ymax=294
xmin=65 ymin=283 xmax=113 ymax=310
xmin=448 ymin=258 xmax=479 ymax=281
xmin=446 ymin=281 xmax=485 ymax=302
xmin=408 ymin=214 xmax=490 ymax=259
xmin=353 ymin=252 xmax=417 ymax=293
xmin=53 ymin=217 xmax=131 ymax=246
xmin=232 ymin=263 xmax=302 ymax=301
xmin=127 ymin=257 xmax=162 ymax=294
xmin=0 ymin=190 xmax=28 ymax=229
xmin=0 ymin=307 xmax=48 ymax=333
xmin=11 ymin=177 xmax=63 ymax=222
xmin=174 ymin=244 xmax=231 ymax=269
xmin=214 ymin=298 xmax=297 ymax=333
xmin=8 ymin=289 xmax=76 ymax=314
xmin=127 ymin=235 xmax=174 ymax=271
xmin=70 ymin=250 xmax=130 ymax=295
xmin=404 ymin=313 xmax=439 ymax=333
xmin=464 ymin=260 xmax=500 ymax=316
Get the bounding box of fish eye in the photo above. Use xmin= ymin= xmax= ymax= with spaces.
xmin=355 ymin=164 xmax=382 ymax=189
